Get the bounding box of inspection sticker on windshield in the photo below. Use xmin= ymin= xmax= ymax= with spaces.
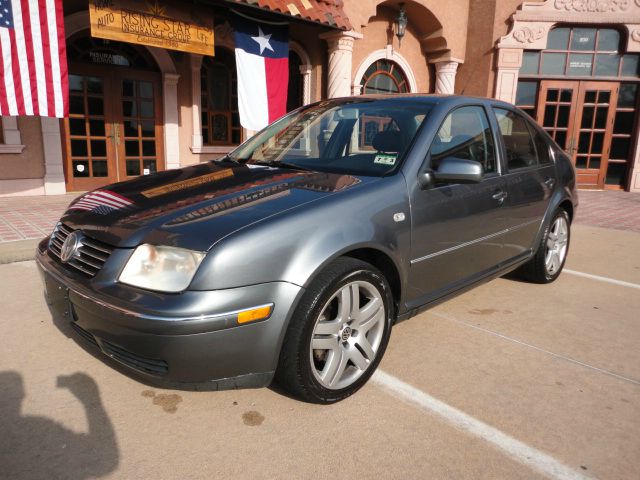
xmin=374 ymin=153 xmax=397 ymax=165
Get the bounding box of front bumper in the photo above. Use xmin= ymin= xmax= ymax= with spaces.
xmin=36 ymin=240 xmax=303 ymax=389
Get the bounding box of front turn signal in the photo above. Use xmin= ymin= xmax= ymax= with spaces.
xmin=237 ymin=304 xmax=273 ymax=324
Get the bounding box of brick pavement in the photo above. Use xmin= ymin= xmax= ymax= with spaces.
xmin=0 ymin=194 xmax=76 ymax=243
xmin=0 ymin=189 xmax=638 ymax=245
xmin=573 ymin=190 xmax=640 ymax=233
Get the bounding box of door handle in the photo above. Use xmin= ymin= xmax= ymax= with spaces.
xmin=492 ymin=190 xmax=508 ymax=203
xmin=544 ymin=177 xmax=556 ymax=189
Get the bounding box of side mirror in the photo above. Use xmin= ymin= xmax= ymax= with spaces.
xmin=431 ymin=157 xmax=483 ymax=185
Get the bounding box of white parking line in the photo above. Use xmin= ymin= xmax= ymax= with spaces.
xmin=372 ymin=370 xmax=593 ymax=480
xmin=432 ymin=310 xmax=640 ymax=386
xmin=564 ymin=269 xmax=640 ymax=290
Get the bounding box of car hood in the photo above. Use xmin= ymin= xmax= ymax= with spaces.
xmin=60 ymin=161 xmax=371 ymax=251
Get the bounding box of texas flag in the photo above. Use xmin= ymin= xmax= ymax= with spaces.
xmin=233 ymin=17 xmax=288 ymax=131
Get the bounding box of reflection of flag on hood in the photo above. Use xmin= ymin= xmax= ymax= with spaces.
xmin=233 ymin=16 xmax=288 ymax=131
xmin=68 ymin=190 xmax=133 ymax=215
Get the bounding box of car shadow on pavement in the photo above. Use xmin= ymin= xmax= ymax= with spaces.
xmin=0 ymin=371 xmax=119 ymax=480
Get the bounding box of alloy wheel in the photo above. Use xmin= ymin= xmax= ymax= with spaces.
xmin=545 ymin=215 xmax=569 ymax=275
xmin=309 ymin=280 xmax=385 ymax=390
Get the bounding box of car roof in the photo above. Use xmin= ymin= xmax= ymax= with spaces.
xmin=318 ymin=94 xmax=516 ymax=110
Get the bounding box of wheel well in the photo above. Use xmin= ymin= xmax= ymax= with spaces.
xmin=559 ymin=200 xmax=574 ymax=223
xmin=342 ymin=248 xmax=401 ymax=314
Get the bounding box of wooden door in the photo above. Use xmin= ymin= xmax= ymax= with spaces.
xmin=571 ymin=81 xmax=619 ymax=189
xmin=113 ymin=70 xmax=164 ymax=180
xmin=536 ymin=80 xmax=619 ymax=189
xmin=63 ymin=65 xmax=119 ymax=191
xmin=536 ymin=80 xmax=580 ymax=154
xmin=63 ymin=66 xmax=164 ymax=191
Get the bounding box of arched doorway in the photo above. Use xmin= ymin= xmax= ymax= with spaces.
xmin=63 ymin=33 xmax=164 ymax=191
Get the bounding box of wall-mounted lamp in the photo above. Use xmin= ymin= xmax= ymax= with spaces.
xmin=396 ymin=3 xmax=407 ymax=47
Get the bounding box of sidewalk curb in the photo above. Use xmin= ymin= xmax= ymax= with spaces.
xmin=0 ymin=239 xmax=41 ymax=264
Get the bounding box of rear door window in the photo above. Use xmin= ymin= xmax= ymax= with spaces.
xmin=430 ymin=106 xmax=497 ymax=174
xmin=494 ymin=108 xmax=539 ymax=171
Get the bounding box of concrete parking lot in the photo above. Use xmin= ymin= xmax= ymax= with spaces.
xmin=1 ymin=223 xmax=638 ymax=480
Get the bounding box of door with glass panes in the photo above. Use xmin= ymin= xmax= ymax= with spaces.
xmin=535 ymin=80 xmax=618 ymax=188
xmin=515 ymin=26 xmax=639 ymax=190
xmin=63 ymin=66 xmax=164 ymax=192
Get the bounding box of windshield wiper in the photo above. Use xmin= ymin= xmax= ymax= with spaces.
xmin=214 ymin=154 xmax=240 ymax=164
xmin=247 ymin=160 xmax=310 ymax=171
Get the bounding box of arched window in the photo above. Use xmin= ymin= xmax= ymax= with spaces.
xmin=287 ymin=51 xmax=303 ymax=112
xmin=360 ymin=60 xmax=409 ymax=94
xmin=201 ymin=48 xmax=241 ymax=145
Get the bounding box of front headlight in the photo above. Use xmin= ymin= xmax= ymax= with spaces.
xmin=119 ymin=244 xmax=205 ymax=293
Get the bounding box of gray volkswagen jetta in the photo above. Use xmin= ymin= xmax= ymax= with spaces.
xmin=37 ymin=95 xmax=577 ymax=403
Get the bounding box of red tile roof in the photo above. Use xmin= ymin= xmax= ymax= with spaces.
xmin=229 ymin=0 xmax=352 ymax=30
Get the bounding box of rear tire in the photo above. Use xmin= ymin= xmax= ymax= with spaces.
xmin=275 ymin=258 xmax=393 ymax=404
xmin=516 ymin=209 xmax=571 ymax=284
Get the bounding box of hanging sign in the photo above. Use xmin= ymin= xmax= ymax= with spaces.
xmin=89 ymin=0 xmax=215 ymax=56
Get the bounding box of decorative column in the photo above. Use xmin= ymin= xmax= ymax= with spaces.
xmin=434 ymin=61 xmax=459 ymax=94
xmin=162 ymin=73 xmax=181 ymax=170
xmin=190 ymin=54 xmax=204 ymax=152
xmin=494 ymin=48 xmax=523 ymax=104
xmin=299 ymin=64 xmax=312 ymax=105
xmin=319 ymin=30 xmax=362 ymax=98
xmin=40 ymin=117 xmax=66 ymax=195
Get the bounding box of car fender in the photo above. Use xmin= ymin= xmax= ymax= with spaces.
xmin=189 ymin=175 xmax=411 ymax=295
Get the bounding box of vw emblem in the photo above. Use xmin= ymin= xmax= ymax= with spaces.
xmin=340 ymin=326 xmax=352 ymax=342
xmin=60 ymin=231 xmax=83 ymax=263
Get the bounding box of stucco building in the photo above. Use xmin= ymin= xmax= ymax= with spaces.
xmin=1 ymin=0 xmax=639 ymax=196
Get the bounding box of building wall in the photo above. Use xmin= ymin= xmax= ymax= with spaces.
xmin=457 ymin=0 xmax=546 ymax=97
xmin=0 ymin=118 xmax=45 ymax=179
xmin=352 ymin=7 xmax=431 ymax=93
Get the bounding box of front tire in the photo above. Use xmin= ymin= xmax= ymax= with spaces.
xmin=517 ymin=208 xmax=571 ymax=283
xmin=275 ymin=258 xmax=393 ymax=404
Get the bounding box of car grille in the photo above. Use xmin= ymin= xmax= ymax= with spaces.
xmin=70 ymin=321 xmax=168 ymax=376
xmin=101 ymin=340 xmax=169 ymax=375
xmin=70 ymin=321 xmax=99 ymax=348
xmin=49 ymin=223 xmax=114 ymax=277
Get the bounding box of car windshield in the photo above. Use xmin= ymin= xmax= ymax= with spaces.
xmin=227 ymin=99 xmax=432 ymax=176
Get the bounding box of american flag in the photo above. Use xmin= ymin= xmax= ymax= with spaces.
xmin=0 ymin=0 xmax=68 ymax=117
xmin=68 ymin=190 xmax=134 ymax=215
